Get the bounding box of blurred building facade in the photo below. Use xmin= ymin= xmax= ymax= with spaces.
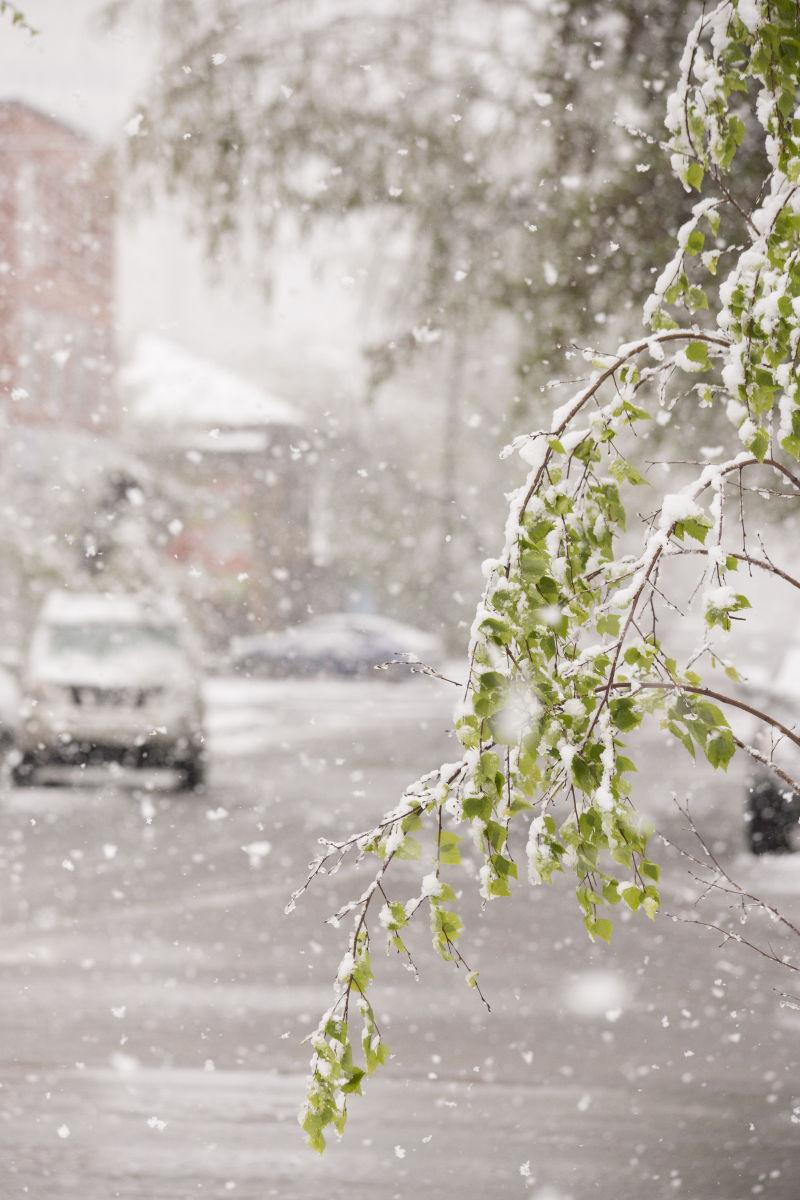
xmin=0 ymin=102 xmax=311 ymax=649
xmin=123 ymin=336 xmax=312 ymax=642
xmin=0 ymin=100 xmax=116 ymax=430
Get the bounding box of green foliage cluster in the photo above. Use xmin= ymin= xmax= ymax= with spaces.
xmin=300 ymin=930 xmax=387 ymax=1152
xmin=123 ymin=1 xmax=732 ymax=386
xmin=649 ymin=0 xmax=800 ymax=465
xmin=295 ymin=0 xmax=800 ymax=1150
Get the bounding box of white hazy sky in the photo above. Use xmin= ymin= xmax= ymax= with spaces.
xmin=0 ymin=0 xmax=369 ymax=410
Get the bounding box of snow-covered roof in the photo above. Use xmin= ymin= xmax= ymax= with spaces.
xmin=123 ymin=335 xmax=301 ymax=430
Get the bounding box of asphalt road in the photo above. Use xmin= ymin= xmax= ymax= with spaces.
xmin=0 ymin=676 xmax=798 ymax=1200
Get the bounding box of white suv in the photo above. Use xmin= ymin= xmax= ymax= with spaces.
xmin=14 ymin=591 xmax=206 ymax=789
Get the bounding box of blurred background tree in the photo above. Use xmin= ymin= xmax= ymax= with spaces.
xmin=118 ymin=1 xmax=734 ymax=361
xmin=113 ymin=0 xmax=765 ymax=641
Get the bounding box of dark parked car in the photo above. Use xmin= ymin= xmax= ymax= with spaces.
xmin=229 ymin=612 xmax=441 ymax=679
xmin=746 ymin=768 xmax=797 ymax=854
xmin=0 ymin=662 xmax=20 ymax=753
xmin=742 ymin=650 xmax=800 ymax=855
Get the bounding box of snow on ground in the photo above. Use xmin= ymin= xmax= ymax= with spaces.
xmin=0 ymin=676 xmax=798 ymax=1198
xmin=204 ymin=674 xmax=450 ymax=757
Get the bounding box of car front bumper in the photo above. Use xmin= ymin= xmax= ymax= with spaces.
xmin=19 ymin=701 xmax=204 ymax=761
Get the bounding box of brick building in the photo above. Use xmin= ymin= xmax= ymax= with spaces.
xmin=0 ymin=102 xmax=312 ymax=644
xmin=0 ymin=100 xmax=116 ymax=430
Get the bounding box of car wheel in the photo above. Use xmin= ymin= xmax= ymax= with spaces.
xmin=745 ymin=773 xmax=795 ymax=855
xmin=11 ymin=753 xmax=39 ymax=787
xmin=179 ymin=755 xmax=206 ymax=792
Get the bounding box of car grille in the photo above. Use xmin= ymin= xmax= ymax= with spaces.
xmin=68 ymin=686 xmax=163 ymax=708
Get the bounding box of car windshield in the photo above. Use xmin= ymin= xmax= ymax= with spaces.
xmin=45 ymin=622 xmax=180 ymax=659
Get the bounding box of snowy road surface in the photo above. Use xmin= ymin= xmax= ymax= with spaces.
xmin=0 ymin=677 xmax=798 ymax=1199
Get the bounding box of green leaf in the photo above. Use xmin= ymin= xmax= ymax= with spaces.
xmin=596 ymin=613 xmax=620 ymax=637
xmin=622 ymin=401 xmax=651 ymax=423
xmin=706 ymin=728 xmax=736 ymax=770
xmin=585 ymin=916 xmax=613 ymax=943
xmin=666 ymin=719 xmax=695 ymax=759
xmin=474 ymin=693 xmax=501 ymax=718
xmin=433 ymin=907 xmax=463 ymax=939
xmin=342 ymin=1067 xmax=365 ymax=1094
xmin=479 ymin=616 xmax=512 ymax=645
xmin=702 ymin=250 xmax=720 ymax=275
xmin=572 ymin=754 xmax=598 ymax=794
xmin=685 ymin=229 xmax=705 ymax=256
xmin=490 ymin=852 xmax=518 ymax=879
xmin=610 ymin=458 xmax=649 ymax=487
xmin=302 ymin=1112 xmax=327 ymax=1154
xmin=462 ymin=795 xmax=493 ymax=822
xmin=685 ymin=285 xmax=709 ymax=312
xmin=395 ymin=835 xmax=422 ymax=860
xmin=686 ymin=517 xmax=712 ymax=543
xmin=695 ymin=699 xmax=728 ymax=728
xmin=487 ymin=875 xmax=511 ymax=898
xmin=439 ymin=830 xmax=462 ymax=866
xmin=477 ymin=670 xmax=506 ymax=690
xmin=536 ymin=575 xmax=559 ymax=604
xmin=477 ymin=751 xmax=501 ymax=786
xmin=748 ymin=425 xmax=770 ymax=462
xmin=684 ymin=340 xmax=710 ymax=367
xmin=609 ymin=697 xmax=642 ymax=732
xmin=363 ymin=1036 xmax=389 ymax=1074
xmin=519 ymin=551 xmax=549 ymax=581
xmin=384 ymin=901 xmax=407 ymax=931
xmin=781 ymin=433 xmax=800 ymax=461
xmin=686 ymin=161 xmax=704 ymax=190
xmin=485 ymin=819 xmax=507 ymax=850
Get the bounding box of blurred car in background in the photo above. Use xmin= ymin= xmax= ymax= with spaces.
xmin=229 ymin=612 xmax=441 ymax=679
xmin=742 ymin=643 xmax=800 ymax=854
xmin=0 ymin=662 xmax=20 ymax=753
xmin=14 ymin=591 xmax=206 ymax=789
